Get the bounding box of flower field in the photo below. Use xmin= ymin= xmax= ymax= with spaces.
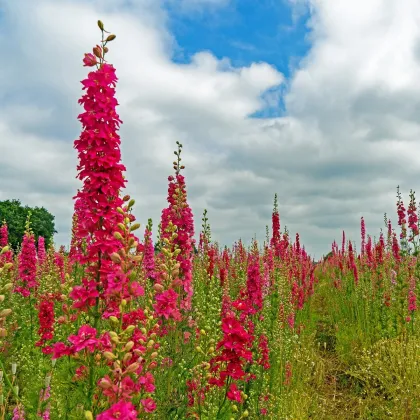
xmin=0 ymin=22 xmax=418 ymax=419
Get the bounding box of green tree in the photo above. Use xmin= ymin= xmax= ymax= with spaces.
xmin=0 ymin=199 xmax=57 ymax=250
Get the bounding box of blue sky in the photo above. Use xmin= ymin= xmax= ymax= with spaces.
xmin=166 ymin=0 xmax=311 ymax=117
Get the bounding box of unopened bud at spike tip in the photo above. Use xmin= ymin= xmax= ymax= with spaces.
xmin=106 ymin=34 xmax=116 ymax=42
xmin=97 ymin=20 xmax=104 ymax=31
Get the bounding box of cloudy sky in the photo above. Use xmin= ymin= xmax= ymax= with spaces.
xmin=1 ymin=0 xmax=420 ymax=259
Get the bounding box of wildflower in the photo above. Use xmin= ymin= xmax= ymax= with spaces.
xmin=360 ymin=217 xmax=366 ymax=255
xmin=69 ymin=278 xmax=100 ymax=311
xmin=54 ymin=252 xmax=65 ymax=283
xmin=37 ymin=236 xmax=47 ymax=264
xmin=35 ymin=298 xmax=55 ymax=352
xmin=141 ymin=398 xmax=157 ymax=413
xmin=407 ymin=189 xmax=419 ymax=241
xmin=392 ymin=233 xmax=400 ymax=263
xmin=0 ymin=223 xmax=12 ymax=264
xmin=96 ymin=400 xmax=138 ymax=420
xmin=246 ymin=253 xmax=262 ymax=313
xmin=153 ymin=289 xmax=182 ymax=321
xmin=227 ymin=383 xmax=242 ymax=403
xmin=83 ymin=53 xmax=97 ymax=67
xmin=73 ymin=58 xmax=127 ymax=301
xmin=0 ymin=223 xmax=8 ymax=247
xmin=12 ymin=406 xmax=25 ymax=420
xmin=143 ymin=222 xmax=156 ymax=281
xmin=160 ymin=143 xmax=195 ymax=311
xmin=52 ymin=342 xmax=73 ymax=359
xmin=258 ymin=334 xmax=270 ymax=370
xmin=270 ymin=194 xmax=281 ymax=255
xmin=408 ymin=290 xmax=417 ymax=312
xmin=68 ymin=325 xmax=98 ymax=353
xmin=15 ymin=232 xmax=38 ymax=297
xmin=397 ymin=188 xmax=407 ymax=240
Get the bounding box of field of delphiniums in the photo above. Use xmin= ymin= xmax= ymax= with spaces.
xmin=0 ymin=22 xmax=418 ymax=419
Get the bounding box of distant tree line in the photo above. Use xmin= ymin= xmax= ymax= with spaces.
xmin=0 ymin=199 xmax=57 ymax=250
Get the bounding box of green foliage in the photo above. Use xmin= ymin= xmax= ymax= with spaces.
xmin=0 ymin=199 xmax=57 ymax=250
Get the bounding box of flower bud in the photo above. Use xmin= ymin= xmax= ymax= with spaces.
xmin=92 ymin=45 xmax=102 ymax=58
xmin=125 ymin=325 xmax=135 ymax=334
xmin=110 ymin=253 xmax=122 ymax=263
xmin=98 ymin=378 xmax=112 ymax=389
xmin=124 ymin=362 xmax=139 ymax=374
xmin=148 ymin=361 xmax=157 ymax=370
xmin=130 ymin=223 xmax=141 ymax=232
xmin=97 ymin=20 xmax=104 ymax=30
xmin=114 ymin=232 xmax=123 ymax=241
xmin=0 ymin=309 xmax=12 ymax=317
xmin=153 ymin=283 xmax=164 ymax=292
xmin=124 ymin=341 xmax=135 ymax=352
xmin=103 ymin=352 xmax=117 ymax=361
xmin=105 ymin=34 xmax=116 ymax=42
xmin=83 ymin=53 xmax=97 ymax=67
xmin=85 ymin=411 xmax=94 ymax=420
xmin=123 ymin=353 xmax=132 ymax=364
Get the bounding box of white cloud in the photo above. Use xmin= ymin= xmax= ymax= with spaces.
xmin=1 ymin=0 xmax=420 ymax=258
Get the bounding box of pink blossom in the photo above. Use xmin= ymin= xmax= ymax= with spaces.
xmin=37 ymin=236 xmax=47 ymax=264
xmin=68 ymin=325 xmax=98 ymax=353
xmin=226 ymin=383 xmax=242 ymax=402
xmin=153 ymin=288 xmax=181 ymax=321
xmin=96 ymin=401 xmax=138 ymax=420
xmin=141 ymin=397 xmax=157 ymax=413
xmin=15 ymin=232 xmax=38 ymax=297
